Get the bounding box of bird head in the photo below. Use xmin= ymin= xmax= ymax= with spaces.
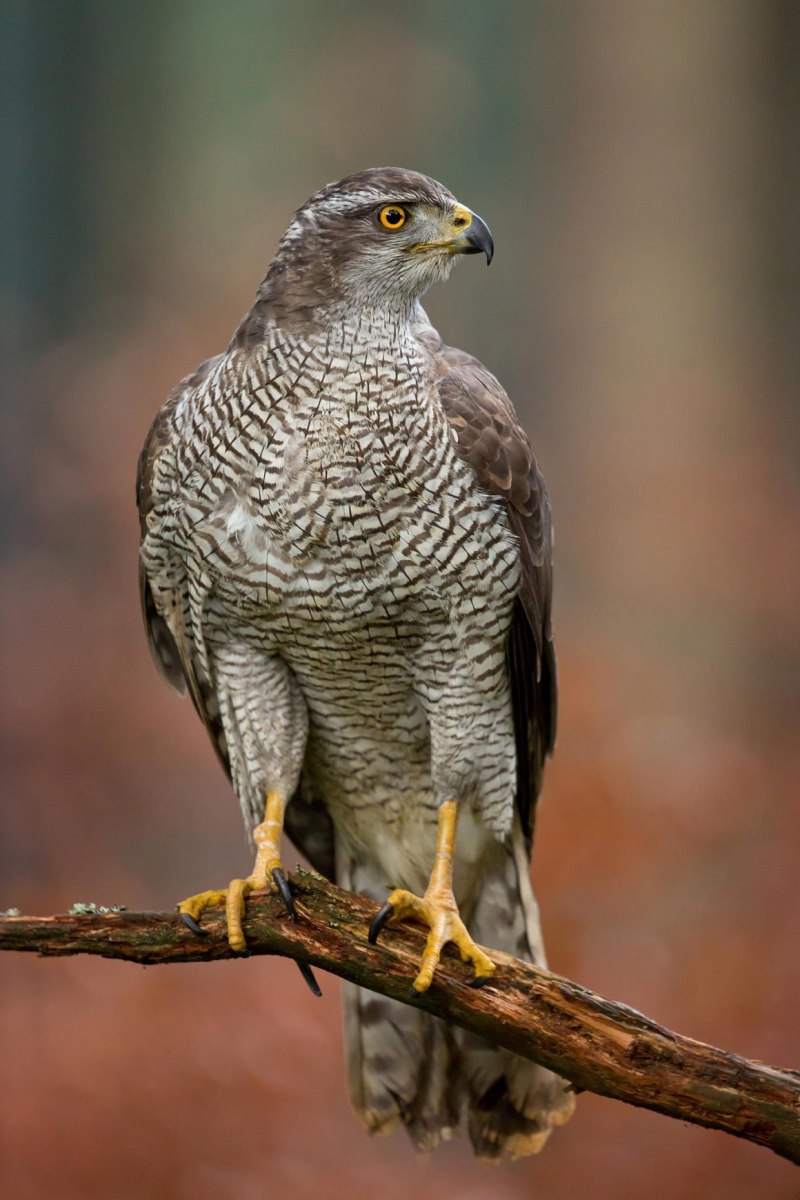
xmin=261 ymin=168 xmax=493 ymax=325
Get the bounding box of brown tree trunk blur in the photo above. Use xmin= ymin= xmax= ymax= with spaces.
xmin=534 ymin=0 xmax=799 ymax=729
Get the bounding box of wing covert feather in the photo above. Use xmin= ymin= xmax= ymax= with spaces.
xmin=426 ymin=334 xmax=557 ymax=850
xmin=136 ymin=356 xmax=231 ymax=778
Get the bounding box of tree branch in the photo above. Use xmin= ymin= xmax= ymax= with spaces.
xmin=2 ymin=868 xmax=798 ymax=1164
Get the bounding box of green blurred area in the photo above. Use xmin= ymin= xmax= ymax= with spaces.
xmin=1 ymin=4 xmax=799 ymax=1199
xmin=4 ymin=2 xmax=537 ymax=347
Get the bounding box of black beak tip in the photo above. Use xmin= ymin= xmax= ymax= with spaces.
xmin=464 ymin=214 xmax=494 ymax=265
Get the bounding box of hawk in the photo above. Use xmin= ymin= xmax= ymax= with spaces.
xmin=137 ymin=168 xmax=574 ymax=1158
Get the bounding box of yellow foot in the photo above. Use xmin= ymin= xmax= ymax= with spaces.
xmin=176 ymin=789 xmax=322 ymax=997
xmin=177 ymin=861 xmax=294 ymax=954
xmin=177 ymin=789 xmax=296 ymax=953
xmin=368 ymin=886 xmax=496 ymax=994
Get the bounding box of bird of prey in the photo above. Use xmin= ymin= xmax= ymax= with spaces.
xmin=137 ymin=168 xmax=574 ymax=1158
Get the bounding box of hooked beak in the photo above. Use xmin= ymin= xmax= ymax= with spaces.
xmin=452 ymin=211 xmax=494 ymax=265
xmin=407 ymin=204 xmax=495 ymax=265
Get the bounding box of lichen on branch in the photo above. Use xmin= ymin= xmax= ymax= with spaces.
xmin=2 ymin=868 xmax=798 ymax=1165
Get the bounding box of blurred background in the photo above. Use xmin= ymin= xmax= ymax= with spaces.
xmin=2 ymin=2 xmax=799 ymax=1197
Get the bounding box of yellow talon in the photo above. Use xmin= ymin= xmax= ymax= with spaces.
xmin=176 ymin=789 xmax=287 ymax=953
xmin=177 ymin=888 xmax=228 ymax=922
xmin=371 ymin=800 xmax=496 ymax=993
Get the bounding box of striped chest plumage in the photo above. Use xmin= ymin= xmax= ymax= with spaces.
xmin=151 ymin=316 xmax=520 ymax=668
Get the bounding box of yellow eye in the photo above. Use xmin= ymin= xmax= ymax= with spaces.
xmin=379 ymin=205 xmax=407 ymax=230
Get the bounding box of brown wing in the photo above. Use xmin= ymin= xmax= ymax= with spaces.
xmin=430 ymin=338 xmax=556 ymax=851
xmin=136 ymin=356 xmax=232 ymax=779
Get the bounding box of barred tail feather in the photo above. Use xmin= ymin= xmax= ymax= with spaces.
xmin=461 ymin=821 xmax=575 ymax=1159
xmin=338 ymin=853 xmax=459 ymax=1151
xmin=338 ymin=827 xmax=574 ymax=1159
xmin=342 ymin=984 xmax=459 ymax=1150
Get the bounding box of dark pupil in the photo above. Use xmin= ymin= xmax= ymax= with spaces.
xmin=385 ymin=208 xmax=402 ymax=225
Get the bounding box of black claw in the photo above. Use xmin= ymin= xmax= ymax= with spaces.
xmin=296 ymin=961 xmax=323 ymax=997
xmin=469 ymin=975 xmax=492 ymax=989
xmin=180 ymin=912 xmax=207 ymax=937
xmin=368 ymin=901 xmax=395 ymax=945
xmin=409 ymin=986 xmax=422 ymax=999
xmin=271 ymin=868 xmax=297 ymax=919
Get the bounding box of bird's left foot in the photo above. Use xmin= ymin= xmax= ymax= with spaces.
xmin=369 ymin=884 xmax=496 ymax=994
xmin=369 ymin=799 xmax=496 ymax=993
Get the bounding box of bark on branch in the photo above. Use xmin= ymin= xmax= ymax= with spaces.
xmin=2 ymin=868 xmax=798 ymax=1164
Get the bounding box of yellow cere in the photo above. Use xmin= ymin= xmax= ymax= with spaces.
xmin=451 ymin=204 xmax=472 ymax=230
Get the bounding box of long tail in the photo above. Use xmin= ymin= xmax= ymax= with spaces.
xmin=338 ymin=854 xmax=459 ymax=1151
xmin=459 ymin=820 xmax=575 ymax=1159
xmin=338 ymin=825 xmax=575 ymax=1158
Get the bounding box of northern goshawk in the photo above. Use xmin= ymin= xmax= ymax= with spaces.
xmin=137 ymin=168 xmax=574 ymax=1158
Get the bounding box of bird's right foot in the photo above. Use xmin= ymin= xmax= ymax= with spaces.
xmin=177 ymin=788 xmax=321 ymax=996
xmin=177 ymin=865 xmax=294 ymax=953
